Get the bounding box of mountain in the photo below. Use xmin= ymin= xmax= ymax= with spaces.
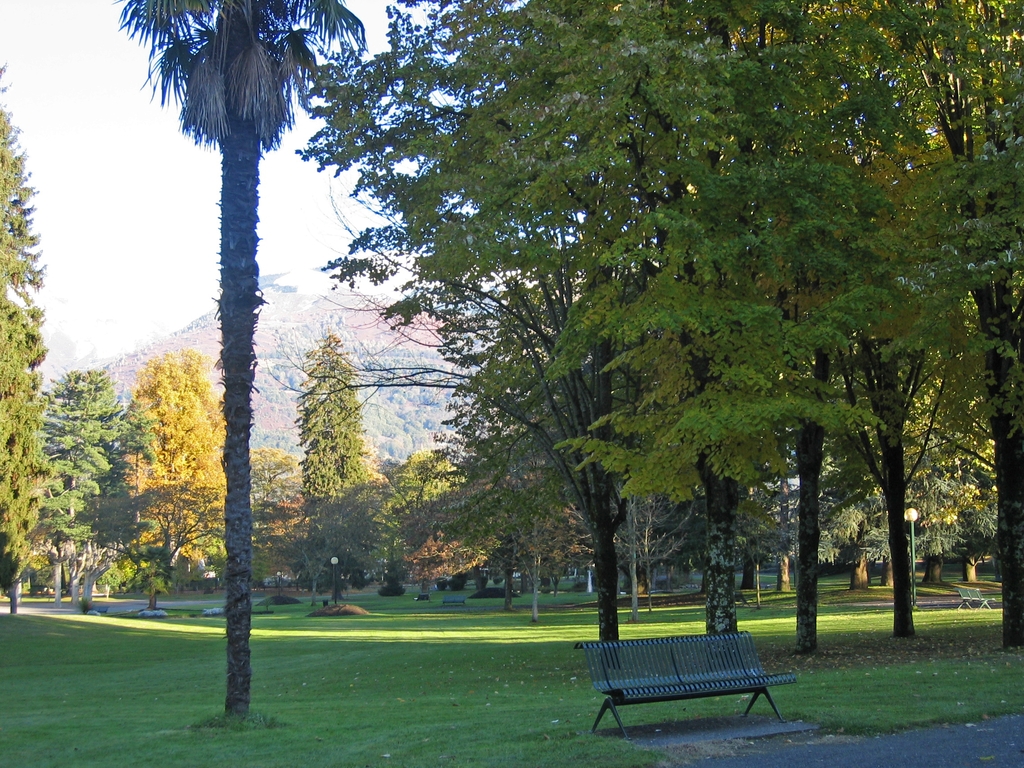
xmin=41 ymin=271 xmax=451 ymax=461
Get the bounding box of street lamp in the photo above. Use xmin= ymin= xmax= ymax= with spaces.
xmin=905 ymin=508 xmax=919 ymax=608
xmin=330 ymin=557 xmax=339 ymax=605
xmin=276 ymin=571 xmax=283 ymax=596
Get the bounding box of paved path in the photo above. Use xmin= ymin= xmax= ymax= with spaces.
xmin=640 ymin=714 xmax=1024 ymax=767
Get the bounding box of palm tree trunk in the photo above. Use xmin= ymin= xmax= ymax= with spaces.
xmin=219 ymin=113 xmax=262 ymax=717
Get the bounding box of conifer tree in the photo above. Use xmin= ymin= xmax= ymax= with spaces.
xmin=297 ymin=333 xmax=369 ymax=499
xmin=39 ymin=370 xmax=135 ymax=606
xmin=0 ymin=77 xmax=46 ymax=614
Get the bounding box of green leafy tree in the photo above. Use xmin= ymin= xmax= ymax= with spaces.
xmin=120 ymin=0 xmax=365 ymax=713
xmin=298 ymin=333 xmax=370 ymax=498
xmin=872 ymin=0 xmax=1024 ymax=647
xmin=39 ymin=370 xmax=133 ymax=607
xmin=0 ymin=76 xmax=46 ymax=614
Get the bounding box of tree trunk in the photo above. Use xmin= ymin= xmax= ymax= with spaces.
xmin=963 ymin=556 xmax=979 ymax=583
xmin=531 ymin=562 xmax=540 ymax=623
xmin=992 ymin=412 xmax=1024 ymax=646
xmin=53 ymin=557 xmax=63 ymax=607
xmin=699 ymin=457 xmax=738 ymax=635
xmin=880 ymin=438 xmax=914 ymax=638
xmin=922 ymin=555 xmax=944 ymax=583
xmin=776 ymin=554 xmax=791 ymax=592
xmin=796 ymin=412 xmax=825 ymax=654
xmin=741 ymin=560 xmax=755 ymax=591
xmin=592 ymin=519 xmax=620 ymax=640
xmin=473 ymin=564 xmax=487 ymax=592
xmin=850 ymin=556 xmax=869 ymax=590
xmin=9 ymin=577 xmax=20 ymax=614
xmin=219 ymin=112 xmax=262 ymax=717
xmin=880 ymin=559 xmax=893 ymax=587
xmin=503 ymin=566 xmax=514 ymax=611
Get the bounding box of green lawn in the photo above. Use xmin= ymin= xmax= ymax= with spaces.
xmin=2 ymin=588 xmax=1021 ymax=768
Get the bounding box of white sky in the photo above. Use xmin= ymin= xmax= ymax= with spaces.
xmin=0 ymin=0 xmax=390 ymax=360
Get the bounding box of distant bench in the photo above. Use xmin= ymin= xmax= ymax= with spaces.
xmin=957 ymin=587 xmax=994 ymax=609
xmin=575 ymin=631 xmax=796 ymax=739
xmin=441 ymin=594 xmax=466 ymax=607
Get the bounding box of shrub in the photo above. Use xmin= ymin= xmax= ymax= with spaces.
xmin=78 ymin=598 xmax=92 ymax=614
xmin=449 ymin=572 xmax=468 ymax=591
xmin=571 ymin=581 xmax=588 ymax=592
xmin=378 ymin=582 xmax=406 ymax=597
xmin=435 ymin=579 xmax=449 ymax=591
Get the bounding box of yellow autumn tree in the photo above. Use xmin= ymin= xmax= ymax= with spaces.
xmin=133 ymin=349 xmax=224 ymax=563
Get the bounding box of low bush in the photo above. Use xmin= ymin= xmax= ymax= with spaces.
xmin=448 ymin=572 xmax=469 ymax=591
xmin=378 ymin=582 xmax=406 ymax=597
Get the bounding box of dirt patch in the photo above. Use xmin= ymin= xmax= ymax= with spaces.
xmin=307 ymin=603 xmax=370 ymax=617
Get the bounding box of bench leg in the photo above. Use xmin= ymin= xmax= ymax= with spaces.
xmin=592 ymin=697 xmax=630 ymax=739
xmin=743 ymin=688 xmax=786 ymax=722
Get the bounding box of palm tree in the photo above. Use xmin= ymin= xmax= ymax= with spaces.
xmin=119 ymin=0 xmax=364 ymax=716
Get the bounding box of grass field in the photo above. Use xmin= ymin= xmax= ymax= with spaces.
xmin=2 ymin=583 xmax=1022 ymax=768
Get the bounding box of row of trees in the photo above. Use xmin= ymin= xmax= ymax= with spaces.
xmin=31 ymin=351 xmax=224 ymax=607
xmin=304 ymin=0 xmax=1024 ymax=650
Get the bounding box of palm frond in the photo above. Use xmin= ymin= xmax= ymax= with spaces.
xmin=300 ymin=0 xmax=365 ymax=51
xmin=227 ymin=42 xmax=291 ymax=145
xmin=182 ymin=45 xmax=228 ymax=144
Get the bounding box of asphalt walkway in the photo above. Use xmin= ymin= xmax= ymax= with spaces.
xmin=625 ymin=714 xmax=1024 ymax=767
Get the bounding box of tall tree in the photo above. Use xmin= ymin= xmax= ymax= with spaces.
xmin=39 ymin=370 xmax=134 ymax=607
xmin=297 ymin=333 xmax=370 ymax=498
xmin=120 ymin=0 xmax=365 ymax=714
xmin=872 ymin=0 xmax=1024 ymax=647
xmin=133 ymin=350 xmax=224 ymax=563
xmin=0 ymin=78 xmax=46 ymax=614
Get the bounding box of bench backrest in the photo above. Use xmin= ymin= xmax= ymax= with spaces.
xmin=575 ymin=632 xmax=768 ymax=691
xmin=958 ymin=587 xmax=982 ymax=599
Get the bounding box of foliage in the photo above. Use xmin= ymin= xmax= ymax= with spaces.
xmin=132 ymin=350 xmax=224 ymax=562
xmin=37 ymin=370 xmax=139 ymax=603
xmin=297 ymin=333 xmax=370 ymax=498
xmin=128 ymin=545 xmax=173 ymax=610
xmin=0 ymin=75 xmax=46 ymax=595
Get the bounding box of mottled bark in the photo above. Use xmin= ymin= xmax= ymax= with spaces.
xmin=795 ymin=417 xmax=824 ymax=653
xmin=219 ymin=113 xmax=262 ymax=717
xmin=699 ymin=458 xmax=738 ymax=635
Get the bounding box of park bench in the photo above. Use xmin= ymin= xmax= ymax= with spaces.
xmin=957 ymin=587 xmax=994 ymax=609
xmin=414 ymin=592 xmax=430 ymax=601
xmin=575 ymin=631 xmax=796 ymax=739
xmin=441 ymin=594 xmax=466 ymax=607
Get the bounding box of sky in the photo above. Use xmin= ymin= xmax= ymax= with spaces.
xmin=0 ymin=0 xmax=390 ymax=362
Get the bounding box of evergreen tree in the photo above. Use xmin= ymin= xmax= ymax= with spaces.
xmin=39 ymin=370 xmax=133 ymax=606
xmin=0 ymin=76 xmax=46 ymax=614
xmin=297 ymin=333 xmax=369 ymax=498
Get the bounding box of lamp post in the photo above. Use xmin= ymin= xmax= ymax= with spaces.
xmin=330 ymin=557 xmax=339 ymax=605
xmin=905 ymin=508 xmax=919 ymax=608
xmin=276 ymin=571 xmax=283 ymax=596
